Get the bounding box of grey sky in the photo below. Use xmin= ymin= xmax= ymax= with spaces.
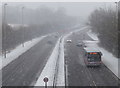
xmin=5 ymin=2 xmax=116 ymax=20
xmin=0 ymin=1 xmax=117 ymax=52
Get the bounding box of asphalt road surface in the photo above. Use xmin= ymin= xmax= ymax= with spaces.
xmin=64 ymin=29 xmax=119 ymax=87
xmin=2 ymin=35 xmax=58 ymax=86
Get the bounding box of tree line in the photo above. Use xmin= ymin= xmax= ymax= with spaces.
xmin=2 ymin=6 xmax=78 ymax=53
xmin=118 ymin=2 xmax=120 ymax=58
xmin=88 ymin=7 xmax=118 ymax=58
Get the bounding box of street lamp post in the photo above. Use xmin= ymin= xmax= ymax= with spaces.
xmin=115 ymin=2 xmax=118 ymax=57
xmin=22 ymin=6 xmax=24 ymax=47
xmin=115 ymin=2 xmax=118 ymax=23
xmin=3 ymin=3 xmax=7 ymax=58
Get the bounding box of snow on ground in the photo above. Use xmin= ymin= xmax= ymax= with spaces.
xmin=35 ymin=36 xmax=67 ymax=86
xmin=87 ymin=30 xmax=119 ymax=78
xmin=87 ymin=30 xmax=99 ymax=41
xmin=56 ymin=37 xmax=65 ymax=86
xmin=0 ymin=35 xmax=47 ymax=70
xmin=35 ymin=38 xmax=61 ymax=86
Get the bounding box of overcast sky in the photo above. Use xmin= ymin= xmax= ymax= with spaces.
xmin=5 ymin=2 xmax=116 ymax=18
xmin=0 ymin=1 xmax=117 ymax=51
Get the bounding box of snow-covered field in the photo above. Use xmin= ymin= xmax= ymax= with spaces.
xmin=0 ymin=35 xmax=47 ymax=70
xmin=87 ymin=30 xmax=119 ymax=78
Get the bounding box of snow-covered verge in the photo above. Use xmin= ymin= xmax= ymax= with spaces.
xmin=87 ymin=30 xmax=99 ymax=41
xmin=87 ymin=30 xmax=119 ymax=79
xmin=56 ymin=37 xmax=65 ymax=86
xmin=35 ymin=38 xmax=61 ymax=86
xmin=0 ymin=35 xmax=47 ymax=70
xmin=35 ymin=36 xmax=66 ymax=86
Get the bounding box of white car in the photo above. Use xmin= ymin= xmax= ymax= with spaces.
xmin=66 ymin=40 xmax=72 ymax=43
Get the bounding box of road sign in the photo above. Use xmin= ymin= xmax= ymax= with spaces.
xmin=43 ymin=77 xmax=48 ymax=88
xmin=43 ymin=77 xmax=49 ymax=82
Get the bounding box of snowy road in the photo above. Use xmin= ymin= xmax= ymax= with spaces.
xmin=2 ymin=35 xmax=58 ymax=86
xmin=1 ymin=27 xmax=119 ymax=87
xmin=64 ymin=29 xmax=119 ymax=86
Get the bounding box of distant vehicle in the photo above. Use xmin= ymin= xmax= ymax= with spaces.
xmin=76 ymin=41 xmax=84 ymax=47
xmin=76 ymin=42 xmax=83 ymax=47
xmin=66 ymin=40 xmax=72 ymax=43
xmin=84 ymin=47 xmax=102 ymax=67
